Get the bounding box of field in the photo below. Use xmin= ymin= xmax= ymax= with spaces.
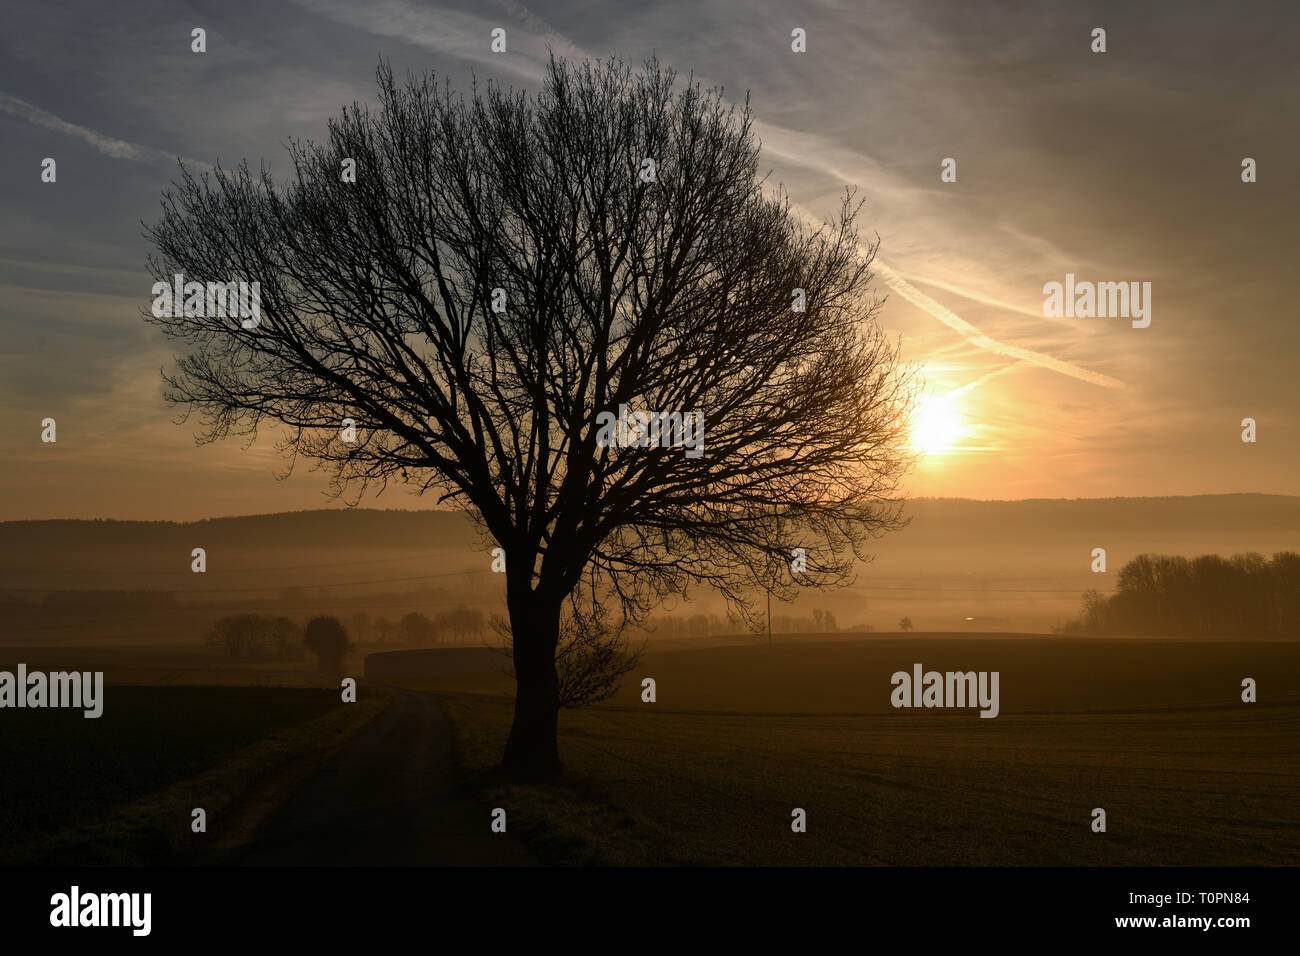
xmin=2 ymin=632 xmax=1295 ymax=867
xmin=0 ymin=683 xmax=387 ymax=864
xmin=426 ymin=634 xmax=1300 ymax=865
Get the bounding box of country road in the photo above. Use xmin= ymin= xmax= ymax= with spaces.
xmin=235 ymin=690 xmax=535 ymax=866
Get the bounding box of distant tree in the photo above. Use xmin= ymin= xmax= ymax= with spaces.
xmin=304 ymin=616 xmax=351 ymax=676
xmin=400 ymin=611 xmax=435 ymax=646
xmin=266 ymin=615 xmax=303 ymax=660
xmin=204 ymin=613 xmax=300 ymax=660
xmin=1068 ymin=589 xmax=1111 ymax=634
xmin=207 ymin=614 xmax=271 ymax=659
xmin=898 ymin=616 xmax=913 ymax=632
xmin=349 ymin=612 xmax=371 ymax=643
xmin=436 ymin=604 xmax=486 ymax=643
xmin=1063 ymin=551 xmax=1299 ymax=637
xmin=373 ymin=617 xmax=395 ymax=643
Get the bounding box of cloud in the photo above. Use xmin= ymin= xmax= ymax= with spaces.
xmin=10 ymin=0 xmax=1122 ymax=396
xmin=286 ymin=0 xmax=568 ymax=80
xmin=486 ymin=0 xmax=1126 ymax=390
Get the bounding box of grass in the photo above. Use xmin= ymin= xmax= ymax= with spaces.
xmin=1 ymin=684 xmax=389 ymax=865
xmin=443 ymin=693 xmax=651 ymax=865
xmin=438 ymin=636 xmax=1300 ymax=866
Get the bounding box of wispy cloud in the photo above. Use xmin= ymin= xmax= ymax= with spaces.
xmin=3 ymin=1 xmax=1126 ymax=400
xmin=0 ymin=91 xmax=209 ymax=171
xmin=293 ymin=0 xmax=1123 ymax=392
xmin=287 ymin=0 xmax=570 ymax=79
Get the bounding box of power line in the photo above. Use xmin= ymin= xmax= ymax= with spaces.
xmin=0 ymin=599 xmax=506 ymax=630
xmin=0 ymin=567 xmax=493 ymax=594
xmin=845 ymin=584 xmax=1110 ymax=594
xmin=0 ymin=549 xmax=477 ymax=576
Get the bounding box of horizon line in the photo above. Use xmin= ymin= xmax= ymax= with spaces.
xmin=1 ymin=491 xmax=1296 ymax=526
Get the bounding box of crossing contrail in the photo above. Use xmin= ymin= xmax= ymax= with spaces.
xmin=871 ymin=260 xmax=1125 ymax=390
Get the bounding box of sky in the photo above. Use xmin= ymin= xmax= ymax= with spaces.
xmin=1 ymin=0 xmax=1296 ymax=521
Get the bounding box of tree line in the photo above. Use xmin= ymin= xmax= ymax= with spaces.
xmin=353 ymin=607 xmax=486 ymax=645
xmin=206 ymin=604 xmax=486 ymax=660
xmin=1062 ymin=552 xmax=1299 ymax=637
xmin=634 ymin=607 xmax=845 ymax=638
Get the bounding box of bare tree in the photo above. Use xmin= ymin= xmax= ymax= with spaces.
xmin=493 ymin=586 xmax=644 ymax=709
xmin=144 ymin=56 xmax=914 ymax=777
xmin=206 ymin=614 xmax=268 ymax=659
xmin=304 ymin=615 xmax=351 ymax=678
xmin=400 ymin=611 xmax=435 ymax=646
xmin=266 ymin=615 xmax=303 ymax=660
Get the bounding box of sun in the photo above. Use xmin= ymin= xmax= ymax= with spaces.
xmin=911 ymin=393 xmax=963 ymax=455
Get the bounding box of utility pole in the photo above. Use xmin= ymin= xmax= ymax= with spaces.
xmin=767 ymin=586 xmax=772 ymax=647
xmin=768 ymin=500 xmax=777 ymax=647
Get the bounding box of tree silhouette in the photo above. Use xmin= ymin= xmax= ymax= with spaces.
xmin=144 ymin=56 xmax=914 ymax=777
xmin=206 ymin=614 xmax=268 ymax=659
xmin=400 ymin=611 xmax=435 ymax=646
xmin=493 ymin=585 xmax=644 ymax=709
xmin=304 ymin=616 xmax=351 ymax=677
xmin=205 ymin=613 xmax=302 ymax=660
xmin=1064 ymin=551 xmax=1299 ymax=637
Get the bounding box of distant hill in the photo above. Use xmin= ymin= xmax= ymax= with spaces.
xmin=2 ymin=495 xmax=1295 ymax=580
xmin=0 ymin=508 xmax=482 ymax=555
xmin=898 ymin=493 xmax=1297 ymax=538
xmin=0 ymin=509 xmax=489 ymax=595
xmin=871 ymin=494 xmax=1300 ymax=575
xmin=1 ymin=496 xmax=1295 ymax=633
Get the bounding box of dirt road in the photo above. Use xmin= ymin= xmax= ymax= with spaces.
xmin=236 ymin=690 xmax=534 ymax=866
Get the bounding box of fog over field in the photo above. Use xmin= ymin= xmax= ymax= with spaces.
xmin=3 ymin=494 xmax=1295 ymax=642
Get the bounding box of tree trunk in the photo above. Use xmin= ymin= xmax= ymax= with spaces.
xmin=502 ymin=590 xmax=563 ymax=778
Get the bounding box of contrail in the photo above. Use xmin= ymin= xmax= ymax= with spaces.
xmin=0 ymin=92 xmax=209 ymax=171
xmin=871 ymin=260 xmax=1125 ymax=390
xmin=946 ymin=363 xmax=1023 ymax=399
xmin=488 ymin=0 xmax=585 ymax=56
xmin=889 ymin=270 xmax=1052 ymax=322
